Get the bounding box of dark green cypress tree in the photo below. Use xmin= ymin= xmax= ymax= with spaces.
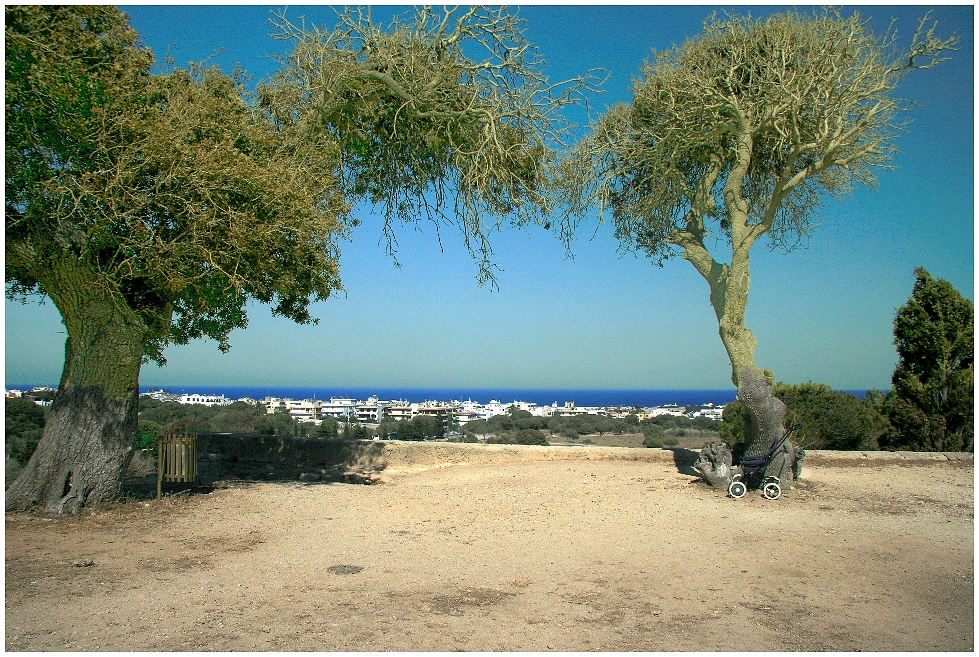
xmin=886 ymin=268 xmax=973 ymax=452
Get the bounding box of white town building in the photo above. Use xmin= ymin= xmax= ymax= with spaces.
xmin=648 ymin=404 xmax=688 ymax=417
xmin=319 ymin=398 xmax=358 ymax=419
xmin=178 ymin=393 xmax=230 ymax=407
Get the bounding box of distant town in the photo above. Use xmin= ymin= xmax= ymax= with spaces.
xmin=6 ymin=386 xmax=727 ymax=424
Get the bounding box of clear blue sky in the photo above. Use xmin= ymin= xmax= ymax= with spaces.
xmin=4 ymin=5 xmax=974 ymax=392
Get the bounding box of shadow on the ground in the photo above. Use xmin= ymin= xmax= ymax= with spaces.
xmin=671 ymin=447 xmax=701 ymax=477
xmin=124 ymin=435 xmax=387 ymax=501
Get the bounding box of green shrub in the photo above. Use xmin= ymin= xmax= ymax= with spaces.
xmin=718 ymin=402 xmax=746 ymax=445
xmin=6 ymin=398 xmax=46 ymax=465
xmin=643 ymin=435 xmax=664 ymax=448
xmin=8 ymin=429 xmax=41 ymax=465
xmin=717 ymin=382 xmax=889 ymax=451
xmin=515 ymin=428 xmax=548 ymax=445
xmin=642 ymin=423 xmax=665 ymax=439
xmin=487 ymin=428 xmax=548 ymax=446
xmin=550 ymin=413 xmax=628 ymax=437
xmin=136 ymin=419 xmax=164 ymax=449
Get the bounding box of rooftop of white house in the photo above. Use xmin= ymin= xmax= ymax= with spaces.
xmin=124 ymin=388 xmax=725 ymax=424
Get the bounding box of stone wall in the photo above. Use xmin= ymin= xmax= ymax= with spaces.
xmin=137 ymin=434 xmax=974 ymax=491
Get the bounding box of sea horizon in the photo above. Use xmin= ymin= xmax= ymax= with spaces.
xmin=11 ymin=382 xmax=738 ymax=408
xmin=9 ymin=382 xmax=875 ymax=408
xmin=145 ymin=385 xmax=742 ymax=408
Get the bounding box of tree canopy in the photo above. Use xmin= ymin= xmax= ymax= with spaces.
xmin=261 ymin=6 xmax=603 ymax=284
xmin=563 ymin=9 xmax=957 ymax=268
xmin=6 ymin=5 xmax=348 ymax=363
xmin=560 ymin=9 xmax=957 ymax=383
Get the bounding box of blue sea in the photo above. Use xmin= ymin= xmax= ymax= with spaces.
xmin=135 ymin=385 xmax=739 ymax=408
xmin=10 ymin=383 xmax=872 ymax=408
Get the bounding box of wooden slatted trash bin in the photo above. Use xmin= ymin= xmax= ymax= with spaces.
xmin=157 ymin=432 xmax=198 ymax=500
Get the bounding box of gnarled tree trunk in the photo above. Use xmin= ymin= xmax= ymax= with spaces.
xmin=737 ymin=366 xmax=804 ymax=485
xmin=5 ymin=259 xmax=146 ymax=514
xmin=682 ymin=234 xmax=804 ymax=492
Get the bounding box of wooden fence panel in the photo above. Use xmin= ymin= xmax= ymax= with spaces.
xmin=157 ymin=433 xmax=198 ymax=499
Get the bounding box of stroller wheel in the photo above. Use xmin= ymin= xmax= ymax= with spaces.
xmin=729 ymin=480 xmax=747 ymax=499
xmin=762 ymin=481 xmax=781 ymax=500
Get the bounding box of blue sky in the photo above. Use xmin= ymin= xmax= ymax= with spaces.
xmin=4 ymin=5 xmax=974 ymax=392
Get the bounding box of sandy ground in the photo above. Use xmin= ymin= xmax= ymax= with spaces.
xmin=5 ymin=446 xmax=974 ymax=652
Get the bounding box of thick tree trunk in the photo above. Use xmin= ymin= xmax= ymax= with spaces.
xmin=737 ymin=366 xmax=803 ymax=485
xmin=5 ymin=259 xmax=146 ymax=514
xmin=686 ymin=247 xmax=804 ymax=491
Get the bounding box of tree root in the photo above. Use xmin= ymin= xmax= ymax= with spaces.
xmin=694 ymin=442 xmax=735 ymax=489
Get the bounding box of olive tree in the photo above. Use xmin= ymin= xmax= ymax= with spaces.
xmin=561 ymin=9 xmax=956 ymax=490
xmin=5 ymin=6 xmax=347 ymax=512
xmin=5 ymin=6 xmax=599 ymax=513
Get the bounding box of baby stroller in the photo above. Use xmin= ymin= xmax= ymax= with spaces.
xmin=728 ymin=423 xmax=801 ymax=500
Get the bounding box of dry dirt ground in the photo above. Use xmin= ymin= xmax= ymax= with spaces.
xmin=5 ymin=447 xmax=974 ymax=652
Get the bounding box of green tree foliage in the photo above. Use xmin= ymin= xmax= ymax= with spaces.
xmin=464 ymin=419 xmax=490 ymax=434
xmin=138 ymin=398 xmax=218 ymax=433
xmin=138 ymin=398 xmax=285 ymax=437
xmin=487 ymin=428 xmax=548 ymax=446
xmin=314 ymin=417 xmax=340 ymax=439
xmin=253 ymin=412 xmax=299 ymax=437
xmin=882 ymin=269 xmax=973 ymax=451
xmin=209 ymin=404 xmax=269 ymax=434
xmin=488 ymin=414 xmax=516 ymax=432
xmin=135 ymin=419 xmax=163 ymax=450
xmin=6 ymin=6 xmax=347 ymax=361
xmin=6 ymin=398 xmax=46 ymax=465
xmin=262 ymin=6 xmax=603 ymax=284
xmin=560 ymin=8 xmax=956 ymax=483
xmin=719 ymin=383 xmax=889 ymax=451
xmin=379 ymin=415 xmax=445 ymax=441
xmin=5 ymin=5 xmax=347 ymax=512
xmin=339 ymin=421 xmax=372 ymax=441
xmin=509 ymin=409 xmax=548 ymax=431
xmin=549 ymin=413 xmax=629 ymax=438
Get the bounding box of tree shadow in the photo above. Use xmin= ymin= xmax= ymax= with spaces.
xmin=125 ymin=435 xmax=389 ymax=501
xmin=670 ymin=447 xmax=701 ymax=477
xmin=122 ymin=476 xmax=219 ymax=500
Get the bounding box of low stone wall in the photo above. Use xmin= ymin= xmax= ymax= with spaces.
xmin=144 ymin=435 xmax=687 ymax=485
xmin=134 ymin=434 xmax=973 ymax=490
xmin=803 ymin=449 xmax=973 ymax=467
